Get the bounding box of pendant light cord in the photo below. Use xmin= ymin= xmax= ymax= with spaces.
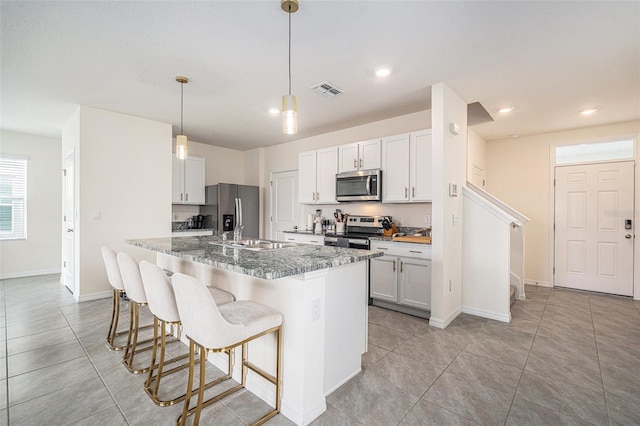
xmin=180 ymin=82 xmax=184 ymax=134
xmin=288 ymin=5 xmax=292 ymax=96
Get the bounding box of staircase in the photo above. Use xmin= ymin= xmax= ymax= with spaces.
xmin=510 ymin=284 xmax=517 ymax=308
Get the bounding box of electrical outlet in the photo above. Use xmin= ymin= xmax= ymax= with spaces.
xmin=424 ymin=214 xmax=431 ymax=224
xmin=311 ymin=298 xmax=321 ymax=321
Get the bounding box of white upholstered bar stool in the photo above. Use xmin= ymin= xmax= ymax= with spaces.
xmin=139 ymin=260 xmax=235 ymax=406
xmin=117 ymin=251 xmax=170 ymax=374
xmin=101 ymin=246 xmax=129 ymax=351
xmin=171 ymin=273 xmax=283 ymax=426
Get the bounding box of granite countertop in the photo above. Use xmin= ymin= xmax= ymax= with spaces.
xmin=127 ymin=236 xmax=382 ymax=280
xmin=171 ymin=228 xmax=214 ymax=233
xmin=283 ymin=229 xmax=317 ymax=235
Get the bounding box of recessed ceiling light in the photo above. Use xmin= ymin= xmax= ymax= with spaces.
xmin=498 ymin=107 xmax=514 ymax=113
xmin=580 ymin=108 xmax=598 ymax=115
xmin=268 ymin=107 xmax=280 ymax=115
xmin=510 ymin=133 xmax=520 ymax=139
xmin=375 ymin=68 xmax=391 ymax=77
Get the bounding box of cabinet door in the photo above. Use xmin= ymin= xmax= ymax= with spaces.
xmin=381 ymin=133 xmax=410 ymax=203
xmin=399 ymin=257 xmax=431 ymax=310
xmin=359 ymin=139 xmax=381 ymax=170
xmin=370 ymin=256 xmax=398 ymax=302
xmin=316 ymin=147 xmax=338 ymax=204
xmin=338 ymin=143 xmax=359 ymax=173
xmin=172 ymin=157 xmax=184 ymax=203
xmin=184 ymin=156 xmax=205 ymax=204
xmin=410 ymin=130 xmax=432 ymax=202
xmin=298 ymin=151 xmax=317 ymax=204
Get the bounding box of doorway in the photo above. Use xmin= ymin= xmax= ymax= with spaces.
xmin=270 ymin=170 xmax=298 ymax=241
xmin=554 ymin=161 xmax=635 ymax=296
xmin=62 ymin=150 xmax=75 ymax=294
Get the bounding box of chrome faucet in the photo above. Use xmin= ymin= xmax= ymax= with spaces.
xmin=222 ymin=231 xmax=230 ymax=244
xmin=233 ymin=197 xmax=244 ymax=244
xmin=233 ymin=225 xmax=244 ymax=245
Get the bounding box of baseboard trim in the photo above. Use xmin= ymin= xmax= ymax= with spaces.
xmin=429 ymin=306 xmax=462 ymax=329
xmin=524 ymin=279 xmax=551 ymax=288
xmin=0 ymin=268 xmax=60 ymax=280
xmin=76 ymin=290 xmax=111 ymax=302
xmin=462 ymin=305 xmax=511 ymax=323
xmin=324 ymin=368 xmax=361 ymax=397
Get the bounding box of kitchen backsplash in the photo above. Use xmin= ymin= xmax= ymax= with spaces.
xmin=172 ymin=204 xmax=200 ymax=222
xmin=299 ymin=202 xmax=432 ymax=229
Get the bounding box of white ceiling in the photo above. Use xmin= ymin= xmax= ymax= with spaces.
xmin=2 ymin=1 xmax=639 ymax=151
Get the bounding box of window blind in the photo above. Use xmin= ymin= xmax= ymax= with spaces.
xmin=0 ymin=155 xmax=27 ymax=240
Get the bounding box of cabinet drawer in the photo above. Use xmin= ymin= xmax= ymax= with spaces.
xmin=370 ymin=241 xmax=431 ymax=259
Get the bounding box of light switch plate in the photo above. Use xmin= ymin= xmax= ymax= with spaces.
xmin=449 ymin=122 xmax=460 ymax=135
xmin=449 ymin=182 xmax=458 ymax=197
xmin=91 ymin=210 xmax=101 ymax=220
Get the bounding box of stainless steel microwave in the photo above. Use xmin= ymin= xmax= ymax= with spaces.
xmin=335 ymin=169 xmax=382 ymax=202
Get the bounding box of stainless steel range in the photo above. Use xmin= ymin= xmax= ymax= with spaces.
xmin=323 ymin=215 xmax=389 ymax=249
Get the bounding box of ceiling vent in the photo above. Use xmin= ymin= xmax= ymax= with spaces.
xmin=310 ymin=81 xmax=344 ymax=97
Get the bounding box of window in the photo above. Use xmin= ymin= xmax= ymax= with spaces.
xmin=0 ymin=155 xmax=27 ymax=240
xmin=555 ymin=139 xmax=634 ymax=165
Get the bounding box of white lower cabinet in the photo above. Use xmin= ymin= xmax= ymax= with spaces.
xmin=283 ymin=232 xmax=324 ymax=246
xmin=370 ymin=240 xmax=431 ymax=311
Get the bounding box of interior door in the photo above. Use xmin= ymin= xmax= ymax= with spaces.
xmin=62 ymin=151 xmax=75 ymax=293
xmin=270 ymin=170 xmax=298 ymax=241
xmin=554 ymin=161 xmax=635 ymax=296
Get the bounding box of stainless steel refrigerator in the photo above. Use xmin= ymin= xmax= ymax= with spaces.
xmin=200 ymin=183 xmax=260 ymax=238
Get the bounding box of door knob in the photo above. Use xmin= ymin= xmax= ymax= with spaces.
xmin=625 ymin=234 xmax=632 ymax=239
xmin=67 ymin=229 xmax=74 ymax=233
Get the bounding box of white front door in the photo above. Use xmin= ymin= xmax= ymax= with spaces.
xmin=554 ymin=161 xmax=635 ymax=296
xmin=270 ymin=170 xmax=298 ymax=241
xmin=62 ymin=151 xmax=75 ymax=293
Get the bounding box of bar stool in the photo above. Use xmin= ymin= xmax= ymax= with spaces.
xmin=139 ymin=260 xmax=235 ymax=406
xmin=117 ymin=252 xmax=171 ymax=374
xmin=171 ymin=273 xmax=283 ymax=426
xmin=101 ymin=246 xmax=129 ymax=350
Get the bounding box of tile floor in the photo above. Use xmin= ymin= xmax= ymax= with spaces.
xmin=1 ymin=275 xmax=639 ymax=425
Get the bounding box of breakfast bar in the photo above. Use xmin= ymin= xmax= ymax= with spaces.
xmin=127 ymin=235 xmax=382 ymax=425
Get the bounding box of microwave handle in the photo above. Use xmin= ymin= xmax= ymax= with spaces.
xmin=366 ymin=175 xmax=371 ymax=195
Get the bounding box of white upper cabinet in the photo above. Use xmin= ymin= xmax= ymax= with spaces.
xmin=410 ymin=130 xmax=432 ymax=202
xmin=381 ymin=130 xmax=431 ymax=203
xmin=298 ymin=147 xmax=338 ymax=204
xmin=381 ymin=133 xmax=411 ymax=202
xmin=172 ymin=156 xmax=205 ymax=205
xmin=338 ymin=139 xmax=381 ymax=173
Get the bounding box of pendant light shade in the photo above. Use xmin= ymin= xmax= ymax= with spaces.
xmin=281 ymin=0 xmax=299 ymax=135
xmin=282 ymin=94 xmax=298 ymax=135
xmin=175 ymin=76 xmax=189 ymax=159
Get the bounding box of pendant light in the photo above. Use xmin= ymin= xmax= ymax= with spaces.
xmin=281 ymin=0 xmax=299 ymax=135
xmin=175 ymin=76 xmax=189 ymax=159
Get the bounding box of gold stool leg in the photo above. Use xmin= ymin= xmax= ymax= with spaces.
xmin=122 ymin=302 xmax=153 ymax=374
xmin=106 ymin=289 xmax=127 ymax=350
xmin=177 ymin=340 xmax=196 ymax=426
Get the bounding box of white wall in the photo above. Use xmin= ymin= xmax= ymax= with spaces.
xmin=0 ymin=131 xmax=62 ymax=278
xmin=260 ymin=111 xmax=433 ymax=235
xmin=429 ymin=83 xmax=468 ymax=328
xmin=181 ymin=140 xmax=245 ymax=186
xmin=62 ymin=106 xmax=172 ymax=300
xmin=486 ymin=120 xmax=640 ymax=291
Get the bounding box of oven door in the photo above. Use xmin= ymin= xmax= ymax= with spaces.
xmin=336 ymin=170 xmax=381 ymax=202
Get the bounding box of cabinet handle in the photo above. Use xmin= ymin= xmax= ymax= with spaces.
xmin=359 ymin=158 xmax=363 ymax=168
xmin=409 ymin=250 xmax=422 ymax=254
xmin=286 ymin=238 xmax=294 ymax=241
xmin=310 ymin=240 xmax=318 ymax=243
xmin=353 ymin=159 xmax=357 ymax=168
xmin=404 ymin=187 xmax=408 ymax=198
xmin=392 ymin=260 xmax=396 ymax=272
xmin=185 ymin=193 xmax=189 ymax=202
xmin=400 ymin=260 xmax=403 ymax=273
xmin=378 ymin=247 xmax=388 ymax=250
xmin=412 ymin=187 xmax=416 ymax=198
xmin=180 ymin=193 xmax=183 ymax=201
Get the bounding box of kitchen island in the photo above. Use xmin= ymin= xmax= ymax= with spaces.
xmin=127 ymin=236 xmax=382 ymax=425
